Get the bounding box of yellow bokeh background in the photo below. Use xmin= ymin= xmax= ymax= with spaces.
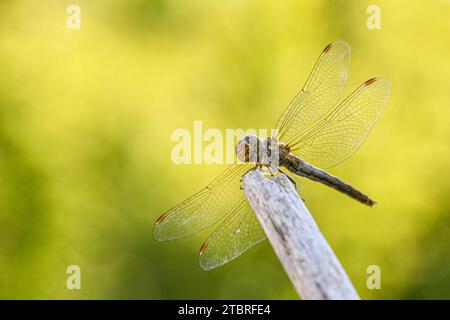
xmin=0 ymin=0 xmax=449 ymax=299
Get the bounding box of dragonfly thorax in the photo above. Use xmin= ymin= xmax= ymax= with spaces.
xmin=235 ymin=135 xmax=289 ymax=167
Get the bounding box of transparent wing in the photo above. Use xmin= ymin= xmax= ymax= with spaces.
xmin=153 ymin=163 xmax=254 ymax=241
xmin=276 ymin=41 xmax=351 ymax=141
xmin=199 ymin=199 xmax=265 ymax=270
xmin=287 ymin=78 xmax=391 ymax=168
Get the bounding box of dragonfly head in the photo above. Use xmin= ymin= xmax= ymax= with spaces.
xmin=236 ymin=135 xmax=285 ymax=167
xmin=236 ymin=135 xmax=265 ymax=164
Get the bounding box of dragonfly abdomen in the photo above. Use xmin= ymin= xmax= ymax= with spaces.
xmin=284 ymin=154 xmax=376 ymax=207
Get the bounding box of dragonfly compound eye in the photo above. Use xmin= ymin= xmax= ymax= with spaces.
xmin=236 ymin=135 xmax=264 ymax=163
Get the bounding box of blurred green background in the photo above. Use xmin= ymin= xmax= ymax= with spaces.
xmin=0 ymin=0 xmax=449 ymax=299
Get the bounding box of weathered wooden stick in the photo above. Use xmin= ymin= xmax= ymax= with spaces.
xmin=243 ymin=170 xmax=360 ymax=300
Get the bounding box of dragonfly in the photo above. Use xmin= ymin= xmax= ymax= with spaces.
xmin=153 ymin=41 xmax=391 ymax=270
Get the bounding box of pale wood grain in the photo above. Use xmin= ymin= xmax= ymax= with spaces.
xmin=243 ymin=170 xmax=360 ymax=300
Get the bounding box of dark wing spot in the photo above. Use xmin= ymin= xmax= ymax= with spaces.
xmin=364 ymin=78 xmax=378 ymax=86
xmin=154 ymin=213 xmax=167 ymax=225
xmin=199 ymin=239 xmax=210 ymax=256
xmin=323 ymin=43 xmax=333 ymax=53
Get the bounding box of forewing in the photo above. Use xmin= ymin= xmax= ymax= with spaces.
xmin=288 ymin=78 xmax=391 ymax=168
xmin=153 ymin=163 xmax=254 ymax=241
xmin=276 ymin=41 xmax=351 ymax=141
xmin=199 ymin=199 xmax=265 ymax=270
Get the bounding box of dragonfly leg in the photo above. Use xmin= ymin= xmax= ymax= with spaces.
xmin=278 ymin=169 xmax=296 ymax=189
xmin=277 ymin=169 xmax=306 ymax=202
